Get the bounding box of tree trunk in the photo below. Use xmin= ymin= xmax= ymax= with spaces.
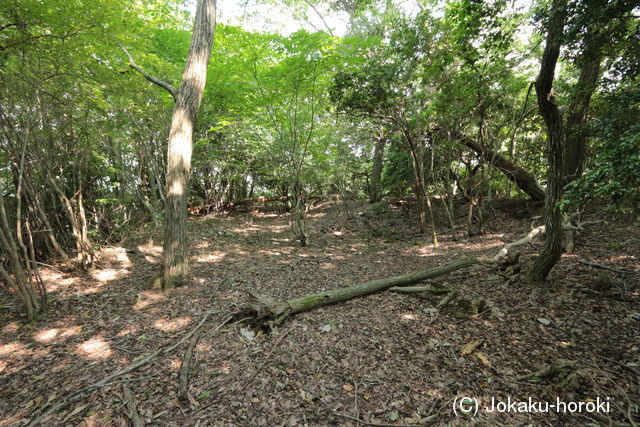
xmin=369 ymin=133 xmax=386 ymax=203
xmin=563 ymin=39 xmax=601 ymax=184
xmin=290 ymin=179 xmax=309 ymax=246
xmin=453 ymin=131 xmax=545 ymax=201
xmin=23 ymin=180 xmax=73 ymax=269
xmin=442 ymin=164 xmax=458 ymax=241
xmin=407 ymin=140 xmax=437 ymax=244
xmin=41 ymin=169 xmax=95 ymax=270
xmin=0 ymin=187 xmax=40 ymax=318
xmin=161 ymin=0 xmax=217 ymax=290
xmin=527 ymin=0 xmax=567 ymax=283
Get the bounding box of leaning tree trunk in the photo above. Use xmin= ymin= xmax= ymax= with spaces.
xmin=452 ymin=131 xmax=546 ymax=201
xmin=161 ymin=0 xmax=217 ymax=290
xmin=527 ymin=0 xmax=567 ymax=283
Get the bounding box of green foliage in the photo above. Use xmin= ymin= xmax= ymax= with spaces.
xmin=1 ymin=0 xmax=638 ymax=266
xmin=564 ymin=82 xmax=640 ymax=214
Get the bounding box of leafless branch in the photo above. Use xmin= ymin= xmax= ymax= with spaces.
xmin=116 ymin=42 xmax=178 ymax=101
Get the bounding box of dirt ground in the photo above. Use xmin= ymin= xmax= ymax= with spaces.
xmin=1 ymin=199 xmax=638 ymax=426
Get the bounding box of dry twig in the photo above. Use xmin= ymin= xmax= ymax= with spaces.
xmin=238 ymin=328 xmax=292 ymax=392
xmin=27 ymin=310 xmax=231 ymax=426
xmin=178 ymin=328 xmax=204 ymax=403
xmin=121 ymin=384 xmax=145 ymax=427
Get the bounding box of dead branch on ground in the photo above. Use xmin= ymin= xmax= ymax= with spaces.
xmin=27 ymin=310 xmax=232 ymax=426
xmin=121 ymin=384 xmax=145 ymax=427
xmin=178 ymin=328 xmax=204 ymax=404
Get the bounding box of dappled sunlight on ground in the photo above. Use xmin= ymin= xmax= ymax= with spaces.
xmin=91 ymin=268 xmax=127 ymax=283
xmin=1 ymin=200 xmax=638 ymax=425
xmin=39 ymin=271 xmax=78 ymax=292
xmin=137 ymin=243 xmax=162 ymax=255
xmin=2 ymin=321 xmax=19 ymax=334
xmin=168 ymin=357 xmax=182 ymax=371
xmin=99 ymin=247 xmax=132 ymax=267
xmin=0 ymin=342 xmax=26 ymax=358
xmin=77 ymin=336 xmax=112 ymax=360
xmin=257 ymin=249 xmax=286 ymax=257
xmin=116 ymin=324 xmax=140 ymax=337
xmin=153 ymin=317 xmax=192 ymax=332
xmin=195 ymin=241 xmax=211 ymax=249
xmin=0 ymin=342 xmax=28 ymax=374
xmin=34 ymin=325 xmax=81 ymax=343
xmin=606 ymin=254 xmax=638 ymax=263
xmin=194 ymin=251 xmax=227 ymax=263
xmin=307 ymin=211 xmax=326 ymax=218
xmin=406 ymin=237 xmax=506 ymax=258
xmin=75 ymin=284 xmax=109 ymax=295
xmin=134 ymin=290 xmax=166 ymax=310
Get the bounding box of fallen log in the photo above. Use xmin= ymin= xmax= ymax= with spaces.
xmin=243 ymin=216 xmax=591 ymax=327
xmin=243 ymin=257 xmax=478 ymax=326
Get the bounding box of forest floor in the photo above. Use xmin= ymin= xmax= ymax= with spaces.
xmin=0 ymin=198 xmax=638 ymax=426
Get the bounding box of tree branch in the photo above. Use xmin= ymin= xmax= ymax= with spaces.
xmin=116 ymin=42 xmax=177 ymax=101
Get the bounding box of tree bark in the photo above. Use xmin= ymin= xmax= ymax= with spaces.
xmin=368 ymin=133 xmax=386 ymax=203
xmin=161 ymin=0 xmax=217 ymax=290
xmin=527 ymin=0 xmax=567 ymax=283
xmin=245 ymin=257 xmax=477 ymax=325
xmin=563 ymin=38 xmax=601 ymax=184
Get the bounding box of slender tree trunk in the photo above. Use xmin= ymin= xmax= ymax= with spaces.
xmin=563 ymin=40 xmax=601 ymax=184
xmin=291 ymin=178 xmax=309 ymax=246
xmin=369 ymin=133 xmax=386 ymax=203
xmin=409 ymin=148 xmax=428 ymax=234
xmin=22 ymin=179 xmax=73 ymax=269
xmin=0 ymin=187 xmax=40 ymax=318
xmin=42 ymin=170 xmax=94 ymax=269
xmin=442 ymin=169 xmax=458 ymax=241
xmin=527 ymin=0 xmax=567 ymax=283
xmin=161 ymin=0 xmax=217 ymax=290
xmin=76 ymin=190 xmax=94 ymax=268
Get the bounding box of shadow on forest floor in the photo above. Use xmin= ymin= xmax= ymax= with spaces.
xmin=1 ymin=199 xmax=638 ymax=426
